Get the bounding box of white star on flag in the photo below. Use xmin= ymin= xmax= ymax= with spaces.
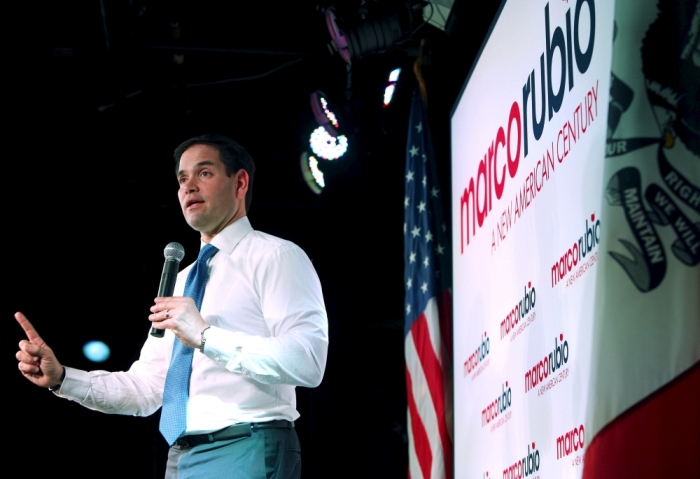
xmin=425 ymin=231 xmax=433 ymax=243
xmin=421 ymin=282 xmax=428 ymax=293
xmin=406 ymin=170 xmax=414 ymax=182
xmin=409 ymin=252 xmax=416 ymax=263
xmin=411 ymin=226 xmax=421 ymax=238
xmin=418 ymin=201 xmax=426 ymax=212
xmin=409 ymin=146 xmax=419 ymax=157
xmin=415 ymin=122 xmax=422 ymax=133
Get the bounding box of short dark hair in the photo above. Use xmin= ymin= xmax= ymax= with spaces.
xmin=174 ymin=133 xmax=255 ymax=212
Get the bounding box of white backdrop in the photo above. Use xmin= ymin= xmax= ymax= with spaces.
xmin=450 ymin=0 xmax=614 ymax=477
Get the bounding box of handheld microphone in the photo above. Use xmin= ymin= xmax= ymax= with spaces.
xmin=150 ymin=242 xmax=185 ymax=338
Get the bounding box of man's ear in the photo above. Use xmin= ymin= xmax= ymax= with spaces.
xmin=235 ymin=169 xmax=249 ymax=200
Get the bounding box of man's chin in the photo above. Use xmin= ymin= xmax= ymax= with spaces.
xmin=185 ymin=215 xmax=208 ymax=232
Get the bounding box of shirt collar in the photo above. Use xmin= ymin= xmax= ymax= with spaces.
xmin=201 ymin=216 xmax=253 ymax=256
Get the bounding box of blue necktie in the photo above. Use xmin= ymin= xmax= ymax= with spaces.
xmin=159 ymin=243 xmax=219 ymax=445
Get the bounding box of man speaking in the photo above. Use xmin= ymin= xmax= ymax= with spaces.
xmin=15 ymin=134 xmax=329 ymax=478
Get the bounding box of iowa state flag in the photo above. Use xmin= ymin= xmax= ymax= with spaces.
xmin=584 ymin=0 xmax=700 ymax=476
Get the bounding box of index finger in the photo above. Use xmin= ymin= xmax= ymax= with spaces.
xmin=15 ymin=312 xmax=45 ymax=346
xmin=152 ymin=296 xmax=192 ymax=309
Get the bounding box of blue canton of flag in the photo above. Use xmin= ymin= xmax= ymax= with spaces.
xmin=404 ymin=83 xmax=453 ymax=479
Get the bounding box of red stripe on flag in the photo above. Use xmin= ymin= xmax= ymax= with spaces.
xmin=411 ymin=312 xmax=453 ymax=479
xmin=583 ymin=361 xmax=700 ymax=479
xmin=406 ymin=364 xmax=433 ymax=479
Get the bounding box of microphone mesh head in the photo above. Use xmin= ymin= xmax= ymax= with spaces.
xmin=164 ymin=242 xmax=185 ymax=262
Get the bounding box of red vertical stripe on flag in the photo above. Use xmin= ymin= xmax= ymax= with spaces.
xmin=411 ymin=313 xmax=453 ymax=479
xmin=406 ymin=363 xmax=433 ymax=479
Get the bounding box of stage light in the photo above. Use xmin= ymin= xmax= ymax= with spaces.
xmin=383 ymin=67 xmax=401 ymax=107
xmin=311 ymin=91 xmax=340 ymax=136
xmin=309 ymin=126 xmax=348 ymax=160
xmin=326 ymin=9 xmax=352 ymax=63
xmin=83 ymin=340 xmax=110 ymax=362
xmin=388 ymin=67 xmax=401 ymax=83
xmin=422 ymin=0 xmax=455 ymax=32
xmin=300 ymin=151 xmax=325 ymax=195
xmin=325 ymin=8 xmax=405 ymax=62
xmin=383 ymin=84 xmax=396 ymax=107
xmin=320 ymin=97 xmax=338 ymax=128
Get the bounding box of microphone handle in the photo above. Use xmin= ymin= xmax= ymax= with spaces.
xmin=150 ymin=259 xmax=180 ymax=338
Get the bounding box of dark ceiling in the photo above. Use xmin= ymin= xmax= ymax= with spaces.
xmin=6 ymin=1 xmax=502 ymax=477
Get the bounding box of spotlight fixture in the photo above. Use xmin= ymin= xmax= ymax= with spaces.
xmin=309 ymin=127 xmax=348 ymax=160
xmin=310 ymin=91 xmax=340 ymax=136
xmin=325 ymin=8 xmax=406 ymax=62
xmin=309 ymin=90 xmax=348 ymax=160
xmin=383 ymin=67 xmax=401 ymax=107
xmin=300 ymin=151 xmax=326 ymax=194
xmin=326 ymin=9 xmax=352 ymax=63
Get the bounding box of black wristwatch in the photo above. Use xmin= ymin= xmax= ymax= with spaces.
xmin=48 ymin=367 xmax=66 ymax=392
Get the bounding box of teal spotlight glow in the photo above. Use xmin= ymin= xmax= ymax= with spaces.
xmin=83 ymin=341 xmax=110 ymax=362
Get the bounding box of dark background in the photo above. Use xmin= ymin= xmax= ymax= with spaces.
xmin=6 ymin=1 xmax=500 ymax=477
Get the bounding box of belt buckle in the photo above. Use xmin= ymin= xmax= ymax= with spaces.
xmin=175 ymin=433 xmax=214 ymax=448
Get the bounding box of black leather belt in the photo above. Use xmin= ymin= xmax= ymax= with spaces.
xmin=174 ymin=420 xmax=294 ymax=448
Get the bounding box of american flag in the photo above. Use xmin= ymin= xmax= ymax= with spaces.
xmin=404 ymin=84 xmax=453 ymax=479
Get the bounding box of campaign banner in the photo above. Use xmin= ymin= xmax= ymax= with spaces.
xmin=450 ymin=1 xmax=614 ymax=478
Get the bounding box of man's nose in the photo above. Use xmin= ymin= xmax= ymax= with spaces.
xmin=182 ymin=177 xmax=199 ymax=192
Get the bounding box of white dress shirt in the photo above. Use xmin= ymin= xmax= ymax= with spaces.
xmin=58 ymin=216 xmax=329 ymax=434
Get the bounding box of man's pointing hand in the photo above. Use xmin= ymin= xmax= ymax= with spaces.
xmin=15 ymin=312 xmax=64 ymax=389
